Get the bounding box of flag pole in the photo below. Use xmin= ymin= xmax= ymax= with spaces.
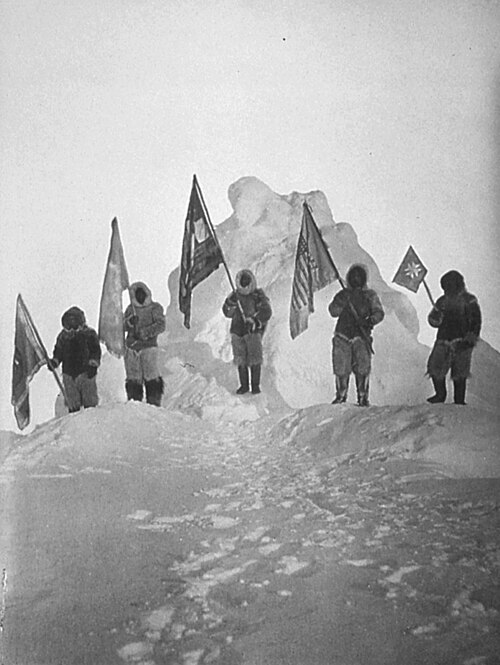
xmin=193 ymin=175 xmax=246 ymax=318
xmin=422 ymin=278 xmax=435 ymax=306
xmin=20 ymin=295 xmax=69 ymax=405
xmin=304 ymin=202 xmax=374 ymax=355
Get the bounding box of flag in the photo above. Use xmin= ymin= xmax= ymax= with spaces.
xmin=98 ymin=217 xmax=130 ymax=356
xmin=11 ymin=295 xmax=47 ymax=430
xmin=392 ymin=245 xmax=428 ymax=293
xmin=179 ymin=176 xmax=223 ymax=328
xmin=289 ymin=202 xmax=339 ymax=339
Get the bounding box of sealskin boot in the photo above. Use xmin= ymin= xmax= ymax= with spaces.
xmin=427 ymin=377 xmax=447 ymax=404
xmin=332 ymin=376 xmax=349 ymax=404
xmin=236 ymin=365 xmax=249 ymax=394
xmin=145 ymin=377 xmax=164 ymax=406
xmin=126 ymin=380 xmax=143 ymax=402
xmin=453 ymin=378 xmax=467 ymax=405
xmin=250 ymin=364 xmax=261 ymax=394
xmin=355 ymin=374 xmax=370 ymax=407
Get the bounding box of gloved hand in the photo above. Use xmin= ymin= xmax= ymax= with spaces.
xmin=47 ymin=358 xmax=58 ymax=372
xmin=464 ymin=332 xmax=478 ymax=347
xmin=456 ymin=332 xmax=477 ymax=351
xmin=361 ymin=315 xmax=374 ymax=330
xmin=86 ymin=365 xmax=98 ymax=379
xmin=245 ymin=316 xmax=262 ymax=334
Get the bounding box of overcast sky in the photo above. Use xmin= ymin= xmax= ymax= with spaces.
xmin=1 ymin=0 xmax=499 ymax=431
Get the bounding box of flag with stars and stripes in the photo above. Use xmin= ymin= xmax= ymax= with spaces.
xmin=289 ymin=203 xmax=339 ymax=339
xmin=11 ymin=295 xmax=47 ymax=430
xmin=392 ymin=245 xmax=428 ymax=293
xmin=179 ymin=175 xmax=223 ymax=329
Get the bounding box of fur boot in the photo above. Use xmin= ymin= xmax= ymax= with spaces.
xmin=145 ymin=377 xmax=164 ymax=406
xmin=332 ymin=375 xmax=349 ymax=404
xmin=126 ymin=380 xmax=143 ymax=402
xmin=236 ymin=365 xmax=249 ymax=394
xmin=453 ymin=378 xmax=467 ymax=405
xmin=355 ymin=374 xmax=370 ymax=407
xmin=427 ymin=377 xmax=446 ymax=403
xmin=250 ymin=364 xmax=261 ymax=394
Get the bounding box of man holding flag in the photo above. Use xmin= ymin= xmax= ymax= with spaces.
xmin=48 ymin=306 xmax=101 ymax=413
xmin=328 ymin=264 xmax=384 ymax=406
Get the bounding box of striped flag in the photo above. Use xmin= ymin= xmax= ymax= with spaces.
xmin=98 ymin=217 xmax=130 ymax=357
xmin=392 ymin=245 xmax=428 ymax=293
xmin=289 ymin=203 xmax=339 ymax=339
xmin=179 ymin=175 xmax=223 ymax=329
xmin=11 ymin=295 xmax=47 ymax=430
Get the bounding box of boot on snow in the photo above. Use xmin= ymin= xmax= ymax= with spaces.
xmin=145 ymin=377 xmax=164 ymax=406
xmin=453 ymin=378 xmax=467 ymax=405
xmin=427 ymin=377 xmax=447 ymax=404
xmin=236 ymin=365 xmax=250 ymax=394
xmin=250 ymin=364 xmax=261 ymax=394
xmin=332 ymin=375 xmax=349 ymax=404
xmin=355 ymin=374 xmax=370 ymax=407
xmin=126 ymin=380 xmax=143 ymax=402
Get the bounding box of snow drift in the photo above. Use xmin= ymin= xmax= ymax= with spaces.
xmin=155 ymin=176 xmax=500 ymax=415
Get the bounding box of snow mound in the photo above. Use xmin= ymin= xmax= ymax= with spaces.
xmin=272 ymin=402 xmax=500 ymax=479
xmin=158 ymin=176 xmax=500 ymax=414
xmin=2 ymin=399 xmax=499 ymax=483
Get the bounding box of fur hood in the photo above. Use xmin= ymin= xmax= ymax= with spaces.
xmin=346 ymin=263 xmax=369 ymax=289
xmin=129 ymin=281 xmax=153 ymax=307
xmin=235 ymin=269 xmax=257 ymax=296
xmin=61 ymin=306 xmax=86 ymax=330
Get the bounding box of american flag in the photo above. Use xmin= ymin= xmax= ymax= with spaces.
xmin=392 ymin=245 xmax=428 ymax=293
xmin=289 ymin=203 xmax=339 ymax=339
xmin=179 ymin=175 xmax=223 ymax=329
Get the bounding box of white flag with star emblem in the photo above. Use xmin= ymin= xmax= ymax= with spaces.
xmin=392 ymin=246 xmax=428 ymax=293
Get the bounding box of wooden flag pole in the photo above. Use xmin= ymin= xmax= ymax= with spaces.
xmin=193 ymin=175 xmax=246 ymax=319
xmin=20 ymin=295 xmax=69 ymax=405
xmin=422 ymin=278 xmax=435 ymax=306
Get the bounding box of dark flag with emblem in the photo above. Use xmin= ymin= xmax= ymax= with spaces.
xmin=392 ymin=245 xmax=428 ymax=293
xmin=179 ymin=175 xmax=224 ymax=329
xmin=11 ymin=295 xmax=47 ymax=430
xmin=289 ymin=202 xmax=339 ymax=339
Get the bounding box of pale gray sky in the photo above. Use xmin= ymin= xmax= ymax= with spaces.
xmin=2 ymin=0 xmax=499 ymax=430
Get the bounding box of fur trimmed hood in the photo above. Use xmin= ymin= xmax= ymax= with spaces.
xmin=129 ymin=281 xmax=153 ymax=307
xmin=235 ymin=269 xmax=257 ymax=296
xmin=61 ymin=306 xmax=86 ymax=330
xmin=440 ymin=270 xmax=465 ymax=295
xmin=346 ymin=263 xmax=369 ymax=289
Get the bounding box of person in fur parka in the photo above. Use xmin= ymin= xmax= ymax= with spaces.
xmin=123 ymin=281 xmax=166 ymax=406
xmin=49 ymin=306 xmax=101 ymax=413
xmin=222 ymin=269 xmax=272 ymax=394
xmin=426 ymin=270 xmax=481 ymax=405
xmin=328 ymin=263 xmax=384 ymax=406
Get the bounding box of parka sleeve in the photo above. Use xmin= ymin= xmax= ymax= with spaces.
xmin=140 ymin=303 xmax=166 ymax=339
xmin=222 ymin=292 xmax=238 ymax=318
xmin=255 ymin=290 xmax=272 ymax=324
xmin=428 ymin=297 xmax=445 ymax=328
xmin=328 ymin=290 xmax=348 ymax=318
xmin=466 ymin=295 xmax=482 ymax=338
xmin=52 ymin=332 xmax=64 ymax=366
xmin=123 ymin=305 xmax=135 ymax=333
xmin=87 ymin=329 xmax=102 ymax=366
xmin=367 ymin=291 xmax=384 ymax=326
